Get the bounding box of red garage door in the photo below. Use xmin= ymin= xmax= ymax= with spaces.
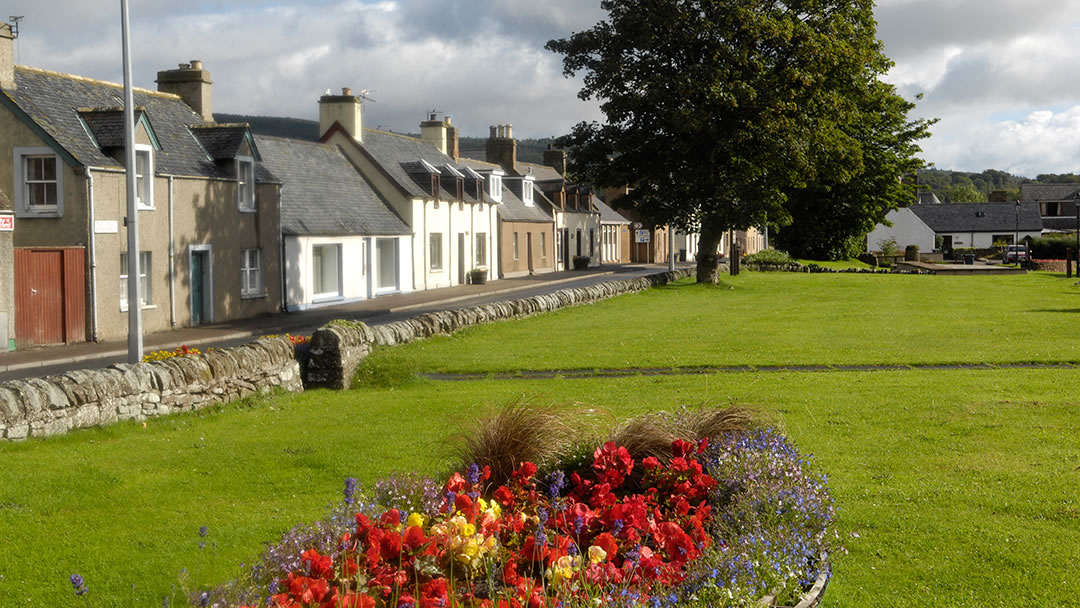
xmin=14 ymin=248 xmax=85 ymax=345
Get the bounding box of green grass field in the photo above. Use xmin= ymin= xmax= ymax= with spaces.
xmin=1 ymin=271 xmax=1078 ymax=607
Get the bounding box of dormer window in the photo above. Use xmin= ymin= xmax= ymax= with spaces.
xmin=135 ymin=145 xmax=154 ymax=210
xmin=237 ymin=156 xmax=255 ymax=211
xmin=488 ymin=171 xmax=503 ymax=203
xmin=522 ymin=179 xmax=534 ymax=205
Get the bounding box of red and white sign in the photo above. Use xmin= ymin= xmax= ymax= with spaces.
xmin=0 ymin=215 xmax=13 ymax=232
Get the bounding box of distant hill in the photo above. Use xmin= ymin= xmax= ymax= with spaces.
xmin=215 ymin=113 xmax=556 ymax=165
xmin=916 ymin=168 xmax=1080 ymax=203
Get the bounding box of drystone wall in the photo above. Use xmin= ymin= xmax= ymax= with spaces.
xmin=305 ymin=269 xmax=693 ymax=390
xmin=0 ymin=337 xmax=302 ymax=441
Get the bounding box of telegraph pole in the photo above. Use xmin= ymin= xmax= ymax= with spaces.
xmin=121 ymin=0 xmax=142 ymax=362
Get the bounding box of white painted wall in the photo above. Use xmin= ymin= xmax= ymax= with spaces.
xmin=940 ymin=231 xmax=1041 ymax=249
xmin=865 ymin=208 xmax=936 ymax=252
xmin=412 ymin=197 xmax=498 ymax=290
xmin=556 ymin=211 xmax=602 ymax=267
xmin=675 ymin=232 xmax=700 ymax=261
xmin=283 ymin=234 xmax=412 ymax=311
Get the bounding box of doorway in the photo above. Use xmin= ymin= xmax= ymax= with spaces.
xmin=457 ymin=233 xmax=466 ymax=285
xmin=189 ymin=246 xmax=212 ymax=325
xmin=526 ymin=232 xmax=534 ymax=273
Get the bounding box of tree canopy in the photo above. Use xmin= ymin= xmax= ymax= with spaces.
xmin=547 ymin=0 xmax=933 ymax=279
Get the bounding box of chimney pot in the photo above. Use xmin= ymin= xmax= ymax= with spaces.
xmin=489 ymin=125 xmax=497 ymax=138
xmin=189 ymin=59 xmax=202 ymax=70
xmin=158 ymin=60 xmax=213 ymax=122
xmin=342 ymin=87 xmax=351 ymax=96
xmin=178 ymin=63 xmax=190 ymax=69
xmin=444 ymin=115 xmax=452 ymax=126
xmin=506 ymin=124 xmax=513 ymax=139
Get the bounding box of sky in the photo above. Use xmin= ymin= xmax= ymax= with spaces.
xmin=5 ymin=0 xmax=1080 ymax=178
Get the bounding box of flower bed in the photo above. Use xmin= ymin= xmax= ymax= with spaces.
xmin=203 ymin=409 xmax=837 ymax=608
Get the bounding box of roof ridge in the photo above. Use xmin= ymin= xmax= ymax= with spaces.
xmin=364 ymin=127 xmax=423 ymax=142
xmin=15 ymin=65 xmax=180 ymax=100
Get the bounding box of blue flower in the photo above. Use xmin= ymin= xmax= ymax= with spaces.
xmin=69 ymin=574 xmax=88 ymax=596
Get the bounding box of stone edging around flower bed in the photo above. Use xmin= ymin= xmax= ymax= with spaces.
xmin=757 ymin=568 xmax=830 ymax=608
xmin=304 ymin=268 xmax=694 ymax=390
xmin=0 ymin=337 xmax=302 ymax=441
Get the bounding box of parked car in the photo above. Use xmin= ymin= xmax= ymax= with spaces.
xmin=1004 ymin=245 xmax=1027 ymax=263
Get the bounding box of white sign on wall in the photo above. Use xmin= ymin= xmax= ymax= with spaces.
xmin=0 ymin=214 xmax=13 ymax=232
xmin=95 ymin=220 xmax=119 ymax=234
xmin=635 ymin=229 xmax=651 ymax=244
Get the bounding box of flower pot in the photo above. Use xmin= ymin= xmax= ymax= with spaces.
xmin=468 ymin=269 xmax=488 ymax=284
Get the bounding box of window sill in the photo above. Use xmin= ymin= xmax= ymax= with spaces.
xmin=137 ymin=205 xmax=155 ymax=211
xmin=241 ymin=291 xmax=267 ymax=300
xmin=16 ymin=209 xmax=62 ymax=219
xmin=120 ymin=304 xmax=157 ymax=313
xmin=313 ymin=294 xmax=343 ymax=304
xmin=238 ymin=207 xmax=258 ymax=214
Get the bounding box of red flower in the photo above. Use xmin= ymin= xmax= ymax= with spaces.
xmin=402 ymin=525 xmax=428 ymax=553
xmin=300 ymin=549 xmax=334 ymax=580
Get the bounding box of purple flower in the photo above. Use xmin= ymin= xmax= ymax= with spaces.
xmin=69 ymin=573 xmax=88 ymax=596
xmin=547 ymin=470 xmax=566 ymax=498
xmin=466 ymin=463 xmax=481 ymax=485
xmin=199 ymin=526 xmax=209 ymax=538
xmin=343 ymin=477 xmax=358 ymax=506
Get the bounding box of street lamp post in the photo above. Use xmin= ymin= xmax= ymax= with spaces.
xmin=1014 ymin=200 xmax=1020 ymax=266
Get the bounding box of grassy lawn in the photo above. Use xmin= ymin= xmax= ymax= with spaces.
xmin=796 ymin=258 xmax=873 ymax=270
xmin=360 ymin=272 xmax=1080 ymax=374
xmin=1 ymin=271 xmax=1079 ymax=607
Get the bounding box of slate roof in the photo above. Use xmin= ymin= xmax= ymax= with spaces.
xmin=594 ymin=198 xmax=630 ymax=224
xmin=78 ymin=107 xmax=145 ymax=148
xmin=456 ymin=158 xmax=551 ymax=223
xmin=4 ymin=67 xmax=275 ymax=182
xmin=910 ymin=202 xmax=1043 ymax=232
xmin=517 ymin=161 xmax=563 ymax=181
xmin=358 ymin=129 xmax=491 ymax=204
xmin=190 ymin=124 xmax=257 ymax=161
xmin=255 ymin=135 xmax=408 ymax=236
xmin=1020 ymin=183 xmax=1080 ymax=204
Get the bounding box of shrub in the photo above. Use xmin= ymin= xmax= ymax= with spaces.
xmin=877 ymin=237 xmax=900 ymax=257
xmin=572 ymin=255 xmax=591 ymax=270
xmin=1029 ymin=233 xmax=1077 ymax=259
xmin=742 ymin=248 xmax=796 ymax=266
xmin=904 ymin=244 xmax=919 ymax=261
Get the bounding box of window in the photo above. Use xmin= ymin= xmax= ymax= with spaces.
xmin=590 ymin=228 xmax=596 ymax=257
xmin=476 ymin=232 xmax=487 ymax=266
xmin=513 ymin=232 xmax=519 ymax=260
xmin=430 ymin=232 xmax=443 ymax=270
xmin=120 ymin=251 xmax=152 ymax=310
xmin=522 ymin=180 xmax=534 ymax=204
xmin=541 ymin=232 xmax=547 ymax=258
xmin=312 ymin=244 xmax=342 ymax=299
xmin=135 ymin=145 xmax=154 ymax=209
xmin=241 ymin=248 xmax=263 ymax=297
xmin=376 ymin=238 xmax=399 ymax=291
xmin=14 ymin=148 xmax=63 ymax=217
xmin=488 ymin=173 xmax=503 ymax=202
xmin=237 ymin=156 xmax=255 ymax=211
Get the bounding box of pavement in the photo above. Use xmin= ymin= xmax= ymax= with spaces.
xmin=0 ymin=263 xmax=684 ymax=375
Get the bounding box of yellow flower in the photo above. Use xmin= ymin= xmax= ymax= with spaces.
xmin=588 ymin=545 xmax=607 ymax=565
xmin=407 ymin=512 xmax=427 ymax=528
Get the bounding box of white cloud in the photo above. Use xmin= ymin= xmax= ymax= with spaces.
xmin=4 ymin=1 xmax=1080 ymax=173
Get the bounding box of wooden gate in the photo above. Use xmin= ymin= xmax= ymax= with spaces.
xmin=14 ymin=248 xmax=86 ymax=345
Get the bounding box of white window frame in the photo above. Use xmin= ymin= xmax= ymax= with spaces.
xmin=236 ymin=156 xmax=256 ymax=212
xmin=522 ymin=179 xmax=534 ymax=205
xmin=488 ymin=171 xmax=503 ymax=203
xmin=241 ymin=248 xmax=264 ymax=298
xmin=311 ymin=243 xmax=343 ymax=301
xmin=120 ymin=251 xmax=153 ymax=311
xmin=134 ymin=144 xmax=154 ymax=210
xmin=475 ymin=232 xmax=487 ymax=267
xmin=430 ymin=232 xmax=444 ymax=271
xmin=14 ymin=147 xmax=64 ymax=218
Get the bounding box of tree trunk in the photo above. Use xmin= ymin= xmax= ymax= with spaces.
xmin=695 ymin=222 xmax=725 ymax=283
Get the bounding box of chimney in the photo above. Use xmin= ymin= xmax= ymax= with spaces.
xmin=444 ymin=116 xmax=459 ymax=161
xmin=156 ymin=59 xmax=213 ymax=122
xmin=420 ymin=112 xmax=448 ymax=155
xmin=318 ymin=87 xmax=363 ymax=141
xmin=0 ymin=23 xmax=15 ymax=91
xmin=486 ymin=123 xmax=518 ymax=175
xmin=543 ymin=144 xmax=567 ymax=177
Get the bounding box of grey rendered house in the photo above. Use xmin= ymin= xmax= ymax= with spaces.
xmin=0 ymin=38 xmax=281 ymax=345
xmin=255 ymin=135 xmax=412 ymax=310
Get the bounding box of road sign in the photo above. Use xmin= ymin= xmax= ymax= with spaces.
xmin=635 ymin=229 xmax=650 ymax=243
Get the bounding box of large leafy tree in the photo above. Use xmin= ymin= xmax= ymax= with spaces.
xmin=774 ymin=82 xmax=934 ymax=260
xmin=547 ymin=0 xmax=932 ymax=281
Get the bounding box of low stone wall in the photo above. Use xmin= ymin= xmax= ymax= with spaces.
xmin=1032 ymin=259 xmax=1067 ymax=272
xmin=306 ymin=269 xmax=693 ymax=389
xmin=0 ymin=337 xmax=302 ymax=441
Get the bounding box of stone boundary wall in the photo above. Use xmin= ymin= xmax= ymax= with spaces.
xmin=1031 ymin=259 xmax=1067 ymax=272
xmin=305 ymin=269 xmax=693 ymax=390
xmin=0 ymin=337 xmax=302 ymax=441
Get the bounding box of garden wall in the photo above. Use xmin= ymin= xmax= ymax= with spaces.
xmin=0 ymin=337 xmax=302 ymax=441
xmin=305 ymin=268 xmax=693 ymax=389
